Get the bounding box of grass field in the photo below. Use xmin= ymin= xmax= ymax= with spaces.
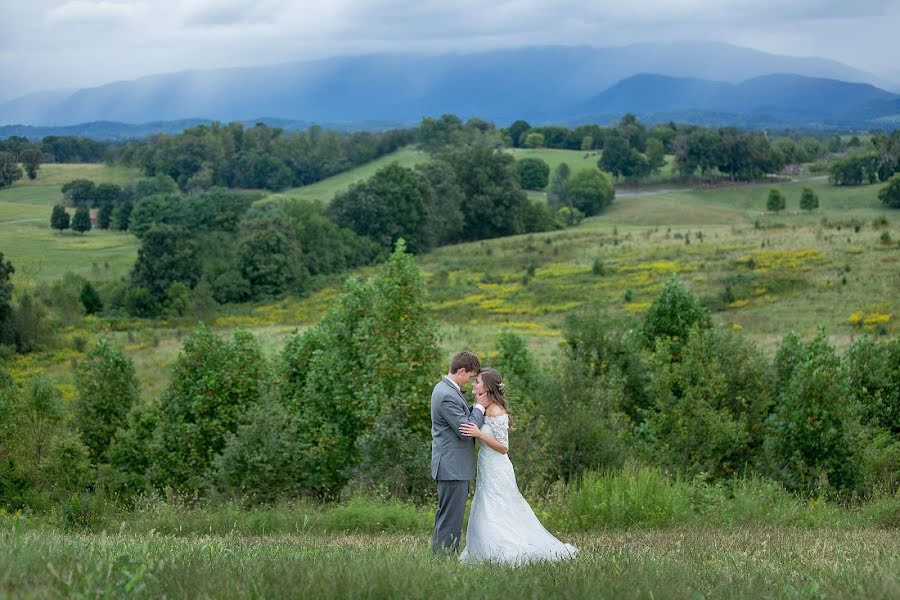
xmin=1 ymin=528 xmax=897 ymax=598
xmin=0 ymin=163 xmax=143 ymax=283
xmin=1 ymin=159 xmax=897 ymax=395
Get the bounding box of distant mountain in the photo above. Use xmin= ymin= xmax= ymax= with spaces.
xmin=0 ymin=42 xmax=891 ymax=129
xmin=581 ymin=73 xmax=899 ymax=124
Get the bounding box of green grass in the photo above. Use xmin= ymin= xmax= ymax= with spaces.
xmin=1 ymin=528 xmax=896 ymax=598
xmin=3 ymin=163 xmax=142 ymax=206
xmin=262 ymin=146 xmax=429 ymax=204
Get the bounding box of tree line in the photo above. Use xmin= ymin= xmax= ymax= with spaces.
xmin=1 ymin=248 xmax=896 ymax=513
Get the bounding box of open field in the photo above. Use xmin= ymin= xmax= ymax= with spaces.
xmin=1 ymin=160 xmax=897 ymax=397
xmin=1 ymin=527 xmax=897 ymax=599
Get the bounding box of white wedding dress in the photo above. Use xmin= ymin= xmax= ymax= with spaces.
xmin=460 ymin=414 xmax=578 ymax=565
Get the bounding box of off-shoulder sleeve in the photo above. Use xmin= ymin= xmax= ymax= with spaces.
xmin=492 ymin=418 xmax=509 ymax=449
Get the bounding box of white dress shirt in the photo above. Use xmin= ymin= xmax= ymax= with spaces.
xmin=444 ymin=376 xmax=486 ymax=415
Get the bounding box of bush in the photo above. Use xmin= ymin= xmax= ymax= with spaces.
xmin=215 ymin=400 xmax=311 ymax=504
xmin=845 ymin=337 xmax=900 ymax=433
xmin=634 ymin=327 xmax=773 ymax=479
xmin=0 ymin=377 xmax=92 ymax=511
xmin=641 ymin=275 xmax=711 ymax=351
xmin=763 ymin=332 xmax=865 ymax=496
xmin=147 ymin=326 xmax=269 ymax=493
xmin=74 ymin=340 xmax=140 ymax=463
xmin=515 ymin=157 xmax=550 ymax=190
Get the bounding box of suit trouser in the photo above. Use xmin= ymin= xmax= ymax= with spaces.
xmin=433 ymin=479 xmax=469 ymax=555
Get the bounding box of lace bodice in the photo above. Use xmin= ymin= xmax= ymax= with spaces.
xmin=482 ymin=414 xmax=509 ymax=449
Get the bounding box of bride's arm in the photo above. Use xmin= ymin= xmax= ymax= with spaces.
xmin=460 ymin=424 xmax=508 ymax=455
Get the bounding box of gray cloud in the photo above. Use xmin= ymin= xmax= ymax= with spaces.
xmin=1 ymin=0 xmax=898 ymax=102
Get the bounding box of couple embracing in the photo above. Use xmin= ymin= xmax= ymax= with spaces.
xmin=431 ymin=351 xmax=578 ymax=564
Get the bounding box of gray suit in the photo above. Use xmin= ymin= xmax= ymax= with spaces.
xmin=431 ymin=376 xmax=485 ymax=555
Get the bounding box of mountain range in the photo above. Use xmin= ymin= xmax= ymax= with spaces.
xmin=1 ymin=42 xmax=898 ymax=136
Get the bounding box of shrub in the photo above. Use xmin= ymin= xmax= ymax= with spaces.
xmin=763 ymin=332 xmax=865 ymax=496
xmin=74 ymin=340 xmax=140 ymax=463
xmin=641 ymin=275 xmax=711 ymax=350
xmin=634 ymin=327 xmax=773 ymax=479
xmin=215 ymin=400 xmax=311 ymax=504
xmin=515 ymin=157 xmax=550 ymax=190
xmin=147 ymin=326 xmax=269 ymax=492
xmin=845 ymin=337 xmax=900 ymax=433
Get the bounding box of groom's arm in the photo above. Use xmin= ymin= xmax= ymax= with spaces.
xmin=440 ymin=395 xmax=483 ymax=440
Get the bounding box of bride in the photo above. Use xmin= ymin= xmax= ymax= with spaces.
xmin=458 ymin=368 xmax=578 ymax=565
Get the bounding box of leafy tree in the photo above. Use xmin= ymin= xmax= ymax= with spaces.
xmin=766 ymin=189 xmax=786 ymax=213
xmin=763 ymin=332 xmax=865 ymax=496
xmin=20 ymin=148 xmax=42 ymax=180
xmin=74 ymin=340 xmax=139 ymax=462
xmin=0 ymin=376 xmax=91 ymax=511
xmin=845 ymin=337 xmax=900 ymax=434
xmin=112 ymin=200 xmax=133 ymax=231
xmin=418 ymin=114 xmax=465 ymax=153
xmin=415 ymin=160 xmax=465 ymax=247
xmin=61 ymin=179 xmax=96 ymax=207
xmin=878 ymin=173 xmax=900 ymax=208
xmin=799 ymin=187 xmax=819 ymax=211
xmin=645 ymin=138 xmax=666 ymax=173
xmin=129 ymin=224 xmax=201 ymax=305
xmin=547 ymin=162 xmax=571 ymax=211
xmin=0 ymin=152 xmax=23 ymax=189
xmin=507 ymin=120 xmax=531 ymax=147
xmin=446 ymin=144 xmax=529 ymax=241
xmin=50 ymin=205 xmax=70 ymax=234
xmin=0 ymin=254 xmax=14 ymax=345
xmin=238 ymin=218 xmax=308 ymax=298
xmin=280 ymin=241 xmax=440 ymax=496
xmin=636 ymin=327 xmax=773 ymax=479
xmin=642 ymin=276 xmax=712 ymax=350
xmin=148 ymin=326 xmax=269 ymax=492
xmin=79 ymin=281 xmax=103 ymax=315
xmin=328 ymin=163 xmax=433 ymax=253
xmin=599 ymin=135 xmax=630 ymax=178
xmin=565 ymin=168 xmax=615 ymax=216
xmin=523 ymin=132 xmax=544 ymax=148
xmin=71 ymin=205 xmax=92 ymax=235
xmin=516 ymin=157 xmax=550 ymax=190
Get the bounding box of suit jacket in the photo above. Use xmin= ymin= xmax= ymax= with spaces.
xmin=431 ymin=376 xmax=485 ymax=481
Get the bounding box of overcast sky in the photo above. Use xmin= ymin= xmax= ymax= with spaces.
xmin=1 ymin=0 xmax=899 ymax=101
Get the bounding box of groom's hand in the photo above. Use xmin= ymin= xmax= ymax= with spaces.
xmin=460 ymin=423 xmax=481 ymax=438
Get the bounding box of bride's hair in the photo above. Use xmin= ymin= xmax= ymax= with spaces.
xmin=479 ymin=367 xmax=512 ymax=428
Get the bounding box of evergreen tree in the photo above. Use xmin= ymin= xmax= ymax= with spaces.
xmin=72 ymin=205 xmax=92 ymax=235
xmin=50 ymin=205 xmax=70 ymax=234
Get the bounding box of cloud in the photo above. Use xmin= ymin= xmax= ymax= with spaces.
xmin=1 ymin=0 xmax=898 ymax=101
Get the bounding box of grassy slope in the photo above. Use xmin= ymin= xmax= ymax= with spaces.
xmin=0 ymin=164 xmax=143 ymax=283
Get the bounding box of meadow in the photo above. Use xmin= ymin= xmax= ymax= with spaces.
xmin=1 ymin=152 xmax=896 ymax=396
xmin=1 ymin=151 xmax=899 ymax=599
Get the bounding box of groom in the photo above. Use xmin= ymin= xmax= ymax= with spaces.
xmin=431 ymin=350 xmax=485 ymax=556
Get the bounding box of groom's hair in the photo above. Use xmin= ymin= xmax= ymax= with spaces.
xmin=450 ymin=351 xmax=480 ymax=374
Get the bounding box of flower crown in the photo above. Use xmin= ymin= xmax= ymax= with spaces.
xmin=497 ymin=382 xmax=505 ymax=391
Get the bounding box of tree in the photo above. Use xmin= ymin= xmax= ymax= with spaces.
xmin=642 ymin=276 xmax=712 ymax=350
xmin=445 ymin=143 xmax=530 ymax=241
xmin=148 ymin=326 xmax=269 ymax=492
xmin=766 ymin=188 xmax=786 ymax=213
xmin=129 ymin=224 xmax=201 ymax=304
xmin=645 ymin=138 xmax=666 ymax=173
xmin=516 ymin=157 xmax=550 ymax=190
xmin=799 ymin=187 xmax=819 ymax=211
xmin=0 ymin=254 xmax=14 ymax=346
xmin=878 ymin=173 xmax=900 ymax=208
xmin=61 ymin=179 xmax=96 ymax=207
xmin=523 ymin=132 xmax=545 ymax=148
xmin=547 ymin=162 xmax=571 ymax=211
xmin=565 ymin=169 xmax=615 ymax=216
xmin=74 ymin=340 xmax=139 ymax=462
xmin=239 ymin=218 xmax=308 ymax=298
xmin=71 ymin=205 xmax=92 ymax=235
xmin=50 ymin=205 xmax=70 ymax=234
xmin=507 ymin=120 xmax=531 ymax=147
xmin=598 ymin=135 xmax=630 ymax=178
xmin=20 ymin=148 xmax=42 ymax=180
xmin=79 ymin=281 xmax=103 ymax=315
xmin=0 ymin=152 xmax=23 ymax=189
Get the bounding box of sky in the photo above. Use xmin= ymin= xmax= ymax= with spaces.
xmin=1 ymin=0 xmax=899 ymax=101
